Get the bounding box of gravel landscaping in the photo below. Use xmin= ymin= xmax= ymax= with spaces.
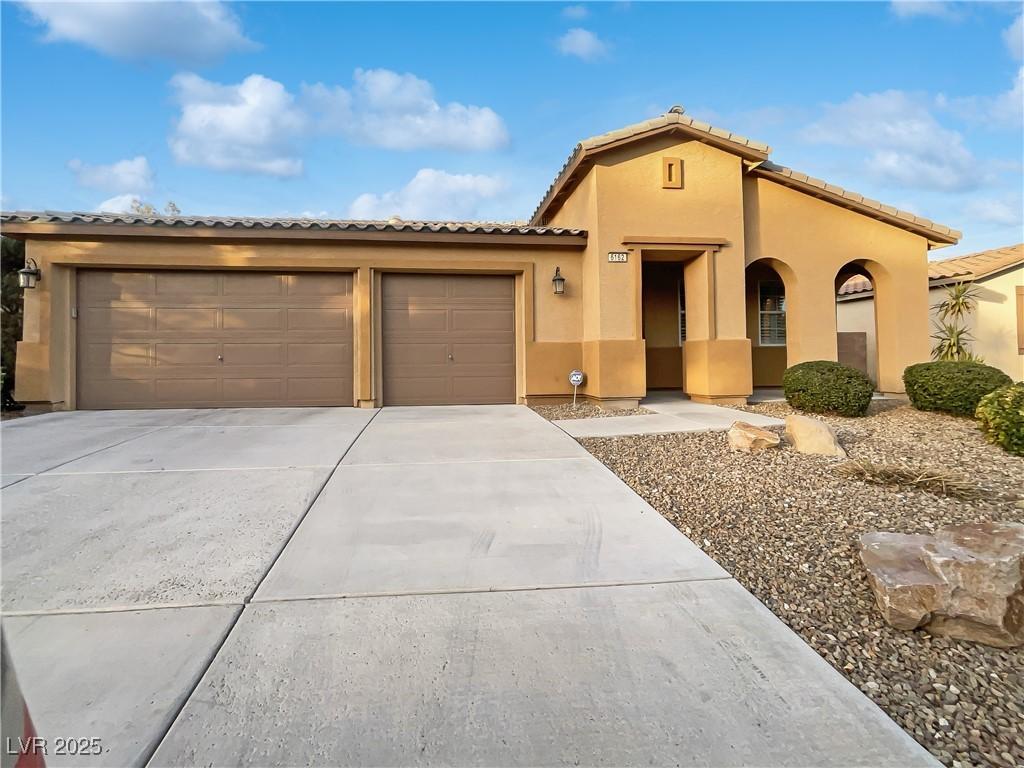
xmin=529 ymin=402 xmax=653 ymax=420
xmin=580 ymin=402 xmax=1023 ymax=768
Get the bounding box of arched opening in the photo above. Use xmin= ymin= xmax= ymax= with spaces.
xmin=745 ymin=259 xmax=791 ymax=389
xmin=835 ymin=260 xmax=879 ymax=386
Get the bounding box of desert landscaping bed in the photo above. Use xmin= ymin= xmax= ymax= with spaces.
xmin=529 ymin=402 xmax=653 ymax=420
xmin=580 ymin=402 xmax=1023 ymax=768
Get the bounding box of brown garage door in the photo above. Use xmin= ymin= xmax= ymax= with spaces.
xmin=382 ymin=274 xmax=515 ymax=405
xmin=77 ymin=270 xmax=353 ymax=409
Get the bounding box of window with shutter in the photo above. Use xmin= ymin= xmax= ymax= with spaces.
xmin=759 ymin=280 xmax=786 ymax=346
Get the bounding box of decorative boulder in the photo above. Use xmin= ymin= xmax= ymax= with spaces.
xmin=784 ymin=414 xmax=847 ymax=458
xmin=727 ymin=421 xmax=781 ymax=453
xmin=859 ymin=522 xmax=1024 ymax=647
xmin=860 ymin=533 xmax=950 ymax=630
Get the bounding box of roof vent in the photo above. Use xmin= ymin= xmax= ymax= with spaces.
xmin=667 ymin=105 xmax=685 ymax=115
xmin=386 ymin=215 xmax=403 ymax=224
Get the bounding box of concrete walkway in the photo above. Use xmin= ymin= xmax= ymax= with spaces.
xmin=1 ymin=405 xmax=934 ymax=767
xmin=555 ymin=391 xmax=783 ymax=438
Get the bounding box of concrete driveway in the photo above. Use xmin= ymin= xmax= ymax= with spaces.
xmin=0 ymin=405 xmax=935 ymax=767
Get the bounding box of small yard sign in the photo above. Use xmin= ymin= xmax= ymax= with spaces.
xmin=569 ymin=369 xmax=585 ymax=406
xmin=607 ymin=251 xmax=629 ymax=263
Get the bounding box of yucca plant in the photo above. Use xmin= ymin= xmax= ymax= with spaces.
xmin=930 ymin=281 xmax=981 ymax=361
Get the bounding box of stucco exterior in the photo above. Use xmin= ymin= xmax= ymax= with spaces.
xmin=3 ymin=108 xmax=960 ymax=410
xmin=838 ymin=260 xmax=1024 ymax=381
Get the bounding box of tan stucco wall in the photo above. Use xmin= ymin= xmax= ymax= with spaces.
xmin=14 ymin=132 xmax=947 ymax=408
xmin=14 ymin=237 xmax=587 ymax=407
xmin=838 ymin=264 xmax=1024 ymax=381
xmin=744 ymin=177 xmax=931 ymax=393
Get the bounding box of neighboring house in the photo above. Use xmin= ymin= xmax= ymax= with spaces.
xmin=1 ymin=107 xmax=961 ymax=411
xmin=837 ymin=244 xmax=1024 ymax=382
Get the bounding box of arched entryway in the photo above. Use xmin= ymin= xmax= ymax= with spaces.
xmin=835 ymin=263 xmax=879 ymax=385
xmin=745 ymin=259 xmax=792 ymax=388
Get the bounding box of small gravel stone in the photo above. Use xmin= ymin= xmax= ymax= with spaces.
xmin=579 ymin=402 xmax=1024 ymax=768
xmin=529 ymin=402 xmax=653 ymax=420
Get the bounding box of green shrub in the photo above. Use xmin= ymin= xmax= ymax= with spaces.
xmin=975 ymin=383 xmax=1024 ymax=457
xmin=903 ymin=361 xmax=1011 ymax=416
xmin=782 ymin=360 xmax=874 ymax=417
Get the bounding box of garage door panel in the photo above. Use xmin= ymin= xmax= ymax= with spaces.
xmin=77 ymin=270 xmax=354 ymax=409
xmin=288 ymin=307 xmax=350 ymax=331
xmin=222 ymin=378 xmax=285 ymax=402
xmin=452 ymin=342 xmax=515 ymax=365
xmin=156 ymin=273 xmax=219 ymax=296
xmin=223 ymin=273 xmax=284 ymax=296
xmin=155 ymin=379 xmax=220 ymax=403
xmin=223 ymin=308 xmax=284 ymax=331
xmin=287 ymin=376 xmax=352 ymax=400
xmin=382 ymin=307 xmax=448 ymax=333
xmin=287 ymin=343 xmax=348 ymax=366
xmin=156 ymin=308 xmax=219 ymax=331
xmin=84 ymin=342 xmax=151 ymax=369
xmin=383 ymin=274 xmax=514 ymax=406
xmin=450 ymin=308 xmax=514 ymax=332
xmin=222 ymin=343 xmax=285 ymax=366
xmin=155 ymin=343 xmax=219 ymax=366
xmin=84 ymin=307 xmax=153 ymax=332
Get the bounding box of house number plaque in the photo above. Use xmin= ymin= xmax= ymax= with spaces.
xmin=607 ymin=251 xmax=629 ymax=263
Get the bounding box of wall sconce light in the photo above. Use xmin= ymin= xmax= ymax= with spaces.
xmin=552 ymin=266 xmax=566 ymax=295
xmin=18 ymin=258 xmax=41 ymax=290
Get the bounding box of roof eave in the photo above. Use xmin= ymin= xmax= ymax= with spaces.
xmin=0 ymin=220 xmax=588 ymax=248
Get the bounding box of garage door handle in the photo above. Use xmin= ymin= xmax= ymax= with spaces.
xmin=448 ymin=353 xmax=453 ymax=360
xmin=217 ymin=355 xmax=224 ymax=361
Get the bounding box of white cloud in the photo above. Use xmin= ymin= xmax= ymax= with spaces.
xmin=306 ymin=68 xmax=509 ymax=151
xmin=802 ymin=90 xmax=986 ymax=191
xmin=19 ymin=0 xmax=254 ymax=65
xmin=557 ymin=28 xmax=608 ymax=60
xmin=169 ymin=73 xmax=308 ymax=177
xmin=167 ymin=69 xmax=509 ymax=176
xmin=68 ymin=156 xmax=153 ymax=193
xmin=562 ymin=5 xmax=588 ymax=19
xmin=889 ymin=1 xmax=960 ymax=20
xmin=964 ymin=196 xmax=1023 ymax=227
xmin=347 ymin=169 xmax=506 ymax=221
xmin=1004 ymin=13 xmax=1023 ymax=59
xmin=96 ymin=194 xmax=141 ymax=213
xmin=937 ymin=67 xmax=1024 ymax=128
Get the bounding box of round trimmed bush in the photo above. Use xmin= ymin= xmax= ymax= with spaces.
xmin=903 ymin=361 xmax=1011 ymax=416
xmin=782 ymin=360 xmax=874 ymax=417
xmin=975 ymin=383 xmax=1024 ymax=456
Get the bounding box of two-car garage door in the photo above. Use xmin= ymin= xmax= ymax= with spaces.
xmin=77 ymin=270 xmax=354 ymax=409
xmin=76 ymin=270 xmax=515 ymax=409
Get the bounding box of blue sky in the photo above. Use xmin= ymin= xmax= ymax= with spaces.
xmin=2 ymin=1 xmax=1021 ymax=256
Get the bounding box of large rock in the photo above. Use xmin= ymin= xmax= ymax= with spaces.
xmin=860 ymin=522 xmax=1024 ymax=647
xmin=727 ymin=421 xmax=780 ymax=453
xmin=784 ymin=414 xmax=847 ymax=458
xmin=860 ymin=533 xmax=949 ymax=630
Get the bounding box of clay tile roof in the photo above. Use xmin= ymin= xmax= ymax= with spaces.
xmin=531 ymin=107 xmax=771 ymax=224
xmin=0 ymin=211 xmax=586 ymax=238
xmin=752 ymin=162 xmax=961 ymax=245
xmin=838 ymin=243 xmax=1023 ymax=297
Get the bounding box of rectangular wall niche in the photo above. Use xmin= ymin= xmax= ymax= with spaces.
xmin=662 ymin=157 xmax=683 ymax=189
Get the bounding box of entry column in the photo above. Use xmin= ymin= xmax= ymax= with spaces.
xmin=682 ymin=247 xmax=753 ymax=405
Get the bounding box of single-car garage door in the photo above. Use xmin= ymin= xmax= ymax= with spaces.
xmin=382 ymin=274 xmax=515 ymax=406
xmin=77 ymin=270 xmax=353 ymax=409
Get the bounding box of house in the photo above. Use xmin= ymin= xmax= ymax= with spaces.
xmin=837 ymin=244 xmax=1024 ymax=382
xmin=1 ymin=106 xmax=961 ymax=411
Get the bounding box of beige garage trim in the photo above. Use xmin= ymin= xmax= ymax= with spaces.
xmin=382 ymin=274 xmax=515 ymax=406
xmin=76 ymin=270 xmax=353 ymax=409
